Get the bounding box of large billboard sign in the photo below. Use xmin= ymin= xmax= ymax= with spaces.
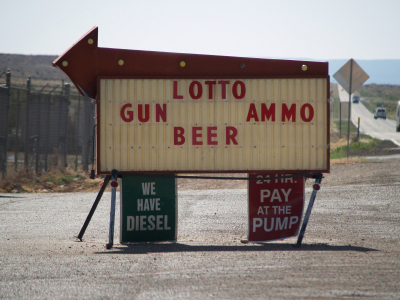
xmin=99 ymin=77 xmax=328 ymax=174
xmin=53 ymin=27 xmax=330 ymax=175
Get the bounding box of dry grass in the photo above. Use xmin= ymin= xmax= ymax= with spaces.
xmin=331 ymin=138 xmax=348 ymax=149
xmin=0 ymin=167 xmax=105 ymax=193
xmin=330 ymin=157 xmax=369 ymax=165
xmin=331 ymin=137 xmax=375 ymax=150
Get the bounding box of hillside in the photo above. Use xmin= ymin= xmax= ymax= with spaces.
xmin=0 ymin=54 xmax=69 ymax=88
xmin=1 ymin=53 xmax=400 ymax=91
xmin=359 ymin=84 xmax=400 ymax=100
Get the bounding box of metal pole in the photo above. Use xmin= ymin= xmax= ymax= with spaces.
xmin=15 ymin=89 xmax=20 ymax=172
xmin=6 ymin=69 xmax=10 ymax=87
xmin=2 ymin=70 xmax=11 ymax=178
xmin=24 ymin=77 xmax=31 ymax=170
xmin=75 ymin=95 xmax=81 ymax=171
xmin=106 ymin=169 xmax=119 ymax=249
xmin=56 ymin=87 xmax=63 ymax=167
xmin=44 ymin=95 xmax=51 ymax=172
xmin=347 ymin=59 xmax=353 ymax=159
xmin=35 ymin=95 xmax=41 ymax=174
xmin=63 ymin=83 xmax=70 ymax=168
xmin=295 ymin=174 xmax=323 ymax=247
xmin=77 ymin=175 xmax=111 ymax=241
xmin=339 ymin=102 xmax=341 ymax=138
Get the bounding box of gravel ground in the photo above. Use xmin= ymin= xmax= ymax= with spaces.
xmin=177 ymin=156 xmax=400 ymax=190
xmin=1 ymin=153 xmax=400 ymax=299
xmin=323 ymin=157 xmax=400 ymax=186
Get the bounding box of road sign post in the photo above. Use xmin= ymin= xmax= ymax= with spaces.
xmin=334 ymin=59 xmax=369 ymax=158
xmin=347 ymin=60 xmax=353 ymax=158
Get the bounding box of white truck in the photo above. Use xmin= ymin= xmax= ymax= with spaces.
xmin=396 ymin=101 xmax=400 ymax=132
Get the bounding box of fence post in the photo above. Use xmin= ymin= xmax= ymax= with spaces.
xmin=14 ymin=89 xmax=20 ymax=172
xmin=44 ymin=95 xmax=51 ymax=172
xmin=82 ymin=99 xmax=92 ymax=173
xmin=6 ymin=71 xmax=11 ymax=175
xmin=24 ymin=77 xmax=31 ymax=170
xmin=339 ymin=102 xmax=342 ymax=138
xmin=75 ymin=95 xmax=81 ymax=171
xmin=63 ymin=83 xmax=70 ymax=168
xmin=1 ymin=70 xmax=11 ymax=178
xmin=82 ymin=102 xmax=88 ymax=173
xmin=35 ymin=94 xmax=42 ymax=174
xmin=6 ymin=69 xmax=10 ymax=87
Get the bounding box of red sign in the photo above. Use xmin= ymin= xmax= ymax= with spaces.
xmin=248 ymin=174 xmax=304 ymax=242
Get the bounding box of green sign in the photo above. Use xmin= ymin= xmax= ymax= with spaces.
xmin=120 ymin=174 xmax=177 ymax=243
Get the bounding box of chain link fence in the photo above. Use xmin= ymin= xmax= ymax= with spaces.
xmin=0 ymin=71 xmax=95 ymax=178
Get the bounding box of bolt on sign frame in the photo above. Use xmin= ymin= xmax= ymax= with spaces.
xmin=53 ymin=27 xmax=330 ymax=175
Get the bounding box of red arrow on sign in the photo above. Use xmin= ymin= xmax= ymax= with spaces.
xmin=53 ymin=27 xmax=328 ymax=99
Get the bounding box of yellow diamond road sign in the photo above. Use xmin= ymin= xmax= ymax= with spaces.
xmin=333 ymin=59 xmax=369 ymax=94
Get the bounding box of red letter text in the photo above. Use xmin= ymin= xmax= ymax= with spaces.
xmin=232 ymin=81 xmax=246 ymax=99
xmin=281 ymin=103 xmax=296 ymax=122
xmin=173 ymin=81 xmax=183 ymax=99
xmin=174 ymin=127 xmax=185 ymax=145
xmin=120 ymin=104 xmax=133 ymax=122
xmin=226 ymin=126 xmax=238 ymax=145
xmin=300 ymin=103 xmax=314 ymax=122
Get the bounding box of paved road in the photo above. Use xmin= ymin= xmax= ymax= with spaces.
xmin=338 ymin=85 xmax=400 ymax=145
xmin=1 ymin=182 xmax=399 ymax=299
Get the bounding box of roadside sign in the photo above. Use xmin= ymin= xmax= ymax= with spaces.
xmin=333 ymin=59 xmax=369 ymax=94
xmin=334 ymin=59 xmax=369 ymax=159
xmin=120 ymin=174 xmax=177 ymax=243
xmin=98 ymin=77 xmax=329 ymax=174
xmin=248 ymin=173 xmax=304 ymax=242
xmin=53 ymin=26 xmax=326 ymax=247
xmin=52 ymin=26 xmax=330 ymax=175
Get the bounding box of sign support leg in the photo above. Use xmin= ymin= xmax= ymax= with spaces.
xmin=294 ymin=173 xmax=323 ymax=248
xmin=106 ymin=170 xmax=118 ymax=249
xmin=77 ymin=175 xmax=111 ymax=241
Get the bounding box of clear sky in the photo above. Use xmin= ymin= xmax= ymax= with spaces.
xmin=2 ymin=0 xmax=399 ymax=60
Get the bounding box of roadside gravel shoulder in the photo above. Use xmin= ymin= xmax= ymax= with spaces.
xmin=322 ymin=157 xmax=400 ymax=187
xmin=177 ymin=157 xmax=400 ymax=190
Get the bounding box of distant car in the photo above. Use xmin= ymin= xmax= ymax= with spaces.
xmin=352 ymin=95 xmax=360 ymax=103
xmin=374 ymin=108 xmax=386 ymax=119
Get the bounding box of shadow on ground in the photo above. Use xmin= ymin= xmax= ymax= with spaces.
xmin=94 ymin=242 xmax=377 ymax=255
